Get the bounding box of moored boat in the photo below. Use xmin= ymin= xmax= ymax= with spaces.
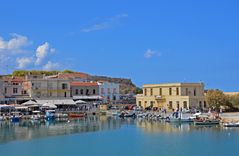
xmin=194 ymin=119 xmax=220 ymax=125
xmin=166 ymin=117 xmax=193 ymax=123
xmin=223 ymin=122 xmax=239 ymax=127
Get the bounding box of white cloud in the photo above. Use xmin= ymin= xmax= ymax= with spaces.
xmin=16 ymin=57 xmax=33 ymax=69
xmin=0 ymin=33 xmax=29 ymax=51
xmin=35 ymin=42 xmax=55 ymax=65
xmin=81 ymin=23 xmax=110 ymax=33
xmin=81 ymin=13 xmax=128 ymax=33
xmin=144 ymin=49 xmax=161 ymax=59
xmin=43 ymin=61 xmax=60 ymax=70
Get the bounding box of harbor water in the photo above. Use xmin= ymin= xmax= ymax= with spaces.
xmin=0 ymin=116 xmax=239 ymax=156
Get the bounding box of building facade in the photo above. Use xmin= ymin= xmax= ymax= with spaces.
xmin=71 ymin=82 xmax=99 ymax=96
xmin=2 ymin=77 xmax=28 ymax=98
xmin=25 ymin=75 xmax=71 ymax=99
xmin=99 ymin=82 xmax=120 ymax=103
xmin=136 ymin=83 xmax=206 ymax=110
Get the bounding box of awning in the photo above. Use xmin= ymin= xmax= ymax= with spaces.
xmin=0 ymin=104 xmax=15 ymax=109
xmin=37 ymin=99 xmax=76 ymax=106
xmin=73 ymin=96 xmax=103 ymax=100
xmin=15 ymin=106 xmax=28 ymax=110
xmin=75 ymin=100 xmax=87 ymax=104
xmin=21 ymin=100 xmax=38 ymax=106
xmin=42 ymin=102 xmax=57 ymax=109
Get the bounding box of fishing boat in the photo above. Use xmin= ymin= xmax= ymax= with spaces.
xmin=194 ymin=119 xmax=220 ymax=125
xmin=46 ymin=110 xmax=55 ymax=121
xmin=223 ymin=122 xmax=239 ymax=127
xmin=31 ymin=111 xmax=41 ymax=120
xmin=10 ymin=112 xmax=22 ymax=122
xmin=166 ymin=117 xmax=193 ymax=123
xmin=119 ymin=111 xmax=136 ymax=118
xmin=166 ymin=111 xmax=193 ymax=123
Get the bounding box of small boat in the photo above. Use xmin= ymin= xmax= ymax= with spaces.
xmin=11 ymin=112 xmax=21 ymax=122
xmin=223 ymin=122 xmax=239 ymax=127
xmin=46 ymin=110 xmax=55 ymax=121
xmin=119 ymin=111 xmax=136 ymax=118
xmin=166 ymin=111 xmax=193 ymax=123
xmin=31 ymin=111 xmax=41 ymax=120
xmin=194 ymin=119 xmax=220 ymax=125
xmin=166 ymin=117 xmax=193 ymax=123
xmin=69 ymin=113 xmax=86 ymax=118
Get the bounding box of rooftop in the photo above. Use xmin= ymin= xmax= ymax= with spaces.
xmin=70 ymin=82 xmax=99 ymax=87
xmin=143 ymin=82 xmax=204 ymax=88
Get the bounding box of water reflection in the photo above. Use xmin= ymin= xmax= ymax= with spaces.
xmin=1 ymin=117 xmax=239 ymax=144
xmin=0 ymin=116 xmax=123 ymax=144
xmin=136 ymin=119 xmax=239 ymax=134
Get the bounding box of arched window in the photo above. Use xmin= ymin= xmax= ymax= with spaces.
xmin=80 ymin=89 xmax=84 ymax=95
xmin=93 ymin=89 xmax=96 ymax=94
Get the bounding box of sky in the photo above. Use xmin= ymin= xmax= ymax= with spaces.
xmin=0 ymin=0 xmax=239 ymax=91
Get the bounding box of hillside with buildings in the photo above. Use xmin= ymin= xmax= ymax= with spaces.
xmin=0 ymin=70 xmax=137 ymax=104
xmin=89 ymin=75 xmax=136 ymax=94
xmin=8 ymin=70 xmax=137 ymax=94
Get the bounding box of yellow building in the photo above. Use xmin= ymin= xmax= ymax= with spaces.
xmin=136 ymin=83 xmax=206 ymax=110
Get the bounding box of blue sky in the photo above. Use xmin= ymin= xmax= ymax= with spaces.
xmin=0 ymin=0 xmax=239 ymax=91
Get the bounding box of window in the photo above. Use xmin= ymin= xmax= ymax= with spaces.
xmin=13 ymin=88 xmax=18 ymax=94
xmin=93 ymin=89 xmax=96 ymax=95
xmin=169 ymin=101 xmax=173 ymax=109
xmin=4 ymin=87 xmax=7 ymax=94
xmin=80 ymin=89 xmax=84 ymax=95
xmin=186 ymin=88 xmax=188 ymax=96
xmin=150 ymin=101 xmax=154 ymax=107
xmin=113 ymin=88 xmax=117 ymax=94
xmin=138 ymin=101 xmax=142 ymax=106
xmin=144 ymin=88 xmax=147 ymax=96
xmin=169 ymin=88 xmax=172 ymax=95
xmin=194 ymin=88 xmax=196 ymax=96
xmin=150 ymin=88 xmax=153 ymax=96
xmin=183 ymin=101 xmax=187 ymax=109
xmin=64 ymin=92 xmax=67 ymax=97
xmin=204 ymin=101 xmax=207 ymax=108
xmin=199 ymin=101 xmax=202 ymax=108
xmin=113 ymin=95 xmax=116 ymax=100
xmin=75 ymin=89 xmax=79 ymax=95
xmin=62 ymin=83 xmax=68 ymax=89
xmin=86 ymin=89 xmax=89 ymax=95
xmin=176 ymin=88 xmax=179 ymax=95
xmin=159 ymin=88 xmax=162 ymax=95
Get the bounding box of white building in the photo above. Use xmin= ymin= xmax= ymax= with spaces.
xmin=99 ymin=82 xmax=120 ymax=103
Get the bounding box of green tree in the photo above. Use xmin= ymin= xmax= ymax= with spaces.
xmin=135 ymin=87 xmax=143 ymax=94
xmin=62 ymin=70 xmax=75 ymax=73
xmin=206 ymin=89 xmax=228 ymax=109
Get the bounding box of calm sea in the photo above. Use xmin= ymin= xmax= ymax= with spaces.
xmin=0 ymin=116 xmax=239 ymax=156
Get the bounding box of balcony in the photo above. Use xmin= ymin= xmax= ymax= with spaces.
xmin=155 ymin=95 xmax=166 ymax=101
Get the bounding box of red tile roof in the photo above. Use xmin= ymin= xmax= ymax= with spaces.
xmin=71 ymin=82 xmax=98 ymax=87
xmin=2 ymin=76 xmax=25 ymax=82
